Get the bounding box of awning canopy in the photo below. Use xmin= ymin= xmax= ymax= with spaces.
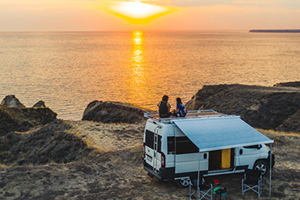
xmin=174 ymin=116 xmax=274 ymax=152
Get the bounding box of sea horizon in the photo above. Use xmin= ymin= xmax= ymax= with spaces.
xmin=0 ymin=28 xmax=252 ymax=33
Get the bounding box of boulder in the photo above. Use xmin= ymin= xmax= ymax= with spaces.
xmin=1 ymin=95 xmax=25 ymax=108
xmin=82 ymin=101 xmax=151 ymax=124
xmin=33 ymin=100 xmax=46 ymax=108
xmin=186 ymin=83 xmax=300 ymax=132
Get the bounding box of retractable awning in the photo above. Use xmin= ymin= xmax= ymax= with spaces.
xmin=174 ymin=116 xmax=274 ymax=152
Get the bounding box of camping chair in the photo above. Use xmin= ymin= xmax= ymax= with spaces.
xmin=189 ymin=178 xmax=213 ymax=200
xmin=242 ymin=169 xmax=262 ymax=197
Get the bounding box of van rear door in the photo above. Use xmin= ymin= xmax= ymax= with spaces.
xmin=145 ymin=129 xmax=162 ymax=173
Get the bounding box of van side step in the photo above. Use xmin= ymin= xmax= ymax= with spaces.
xmin=204 ymin=169 xmax=245 ymax=177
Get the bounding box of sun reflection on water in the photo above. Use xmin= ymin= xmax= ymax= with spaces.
xmin=131 ymin=31 xmax=144 ymax=67
xmin=126 ymin=30 xmax=147 ymax=105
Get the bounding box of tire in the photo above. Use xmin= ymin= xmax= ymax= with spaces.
xmin=253 ymin=160 xmax=269 ymax=175
xmin=176 ymin=178 xmax=190 ymax=188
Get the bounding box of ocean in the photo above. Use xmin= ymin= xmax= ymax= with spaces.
xmin=0 ymin=31 xmax=299 ymax=120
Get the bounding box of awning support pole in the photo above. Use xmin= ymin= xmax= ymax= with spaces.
xmin=197 ymin=150 xmax=201 ymax=199
xmin=269 ymin=144 xmax=272 ymax=197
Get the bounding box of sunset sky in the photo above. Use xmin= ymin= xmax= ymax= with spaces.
xmin=0 ymin=0 xmax=299 ymax=31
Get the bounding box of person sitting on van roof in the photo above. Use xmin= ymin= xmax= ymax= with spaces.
xmin=157 ymin=95 xmax=174 ymax=118
xmin=176 ymin=97 xmax=187 ymax=117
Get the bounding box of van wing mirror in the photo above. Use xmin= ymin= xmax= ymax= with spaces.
xmin=239 ymin=149 xmax=243 ymax=155
xmin=257 ymin=145 xmax=262 ymax=150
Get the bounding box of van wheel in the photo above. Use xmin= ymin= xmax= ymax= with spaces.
xmin=253 ymin=160 xmax=269 ymax=175
xmin=176 ymin=178 xmax=190 ymax=188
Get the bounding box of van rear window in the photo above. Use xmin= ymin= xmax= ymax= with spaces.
xmin=145 ymin=130 xmax=154 ymax=148
xmin=168 ymin=136 xmax=199 ymax=154
xmin=145 ymin=130 xmax=161 ymax=152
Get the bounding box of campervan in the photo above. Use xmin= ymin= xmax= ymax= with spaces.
xmin=143 ymin=110 xmax=275 ymax=187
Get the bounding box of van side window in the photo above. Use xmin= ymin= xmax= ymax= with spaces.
xmin=176 ymin=137 xmax=199 ymax=154
xmin=167 ymin=136 xmax=199 ymax=154
xmin=167 ymin=137 xmax=175 ymax=154
xmin=145 ymin=130 xmax=161 ymax=153
xmin=243 ymin=145 xmax=261 ymax=149
xmin=157 ymin=135 xmax=162 ymax=153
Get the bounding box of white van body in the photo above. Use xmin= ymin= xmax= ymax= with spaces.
xmin=142 ymin=110 xmax=275 ymax=186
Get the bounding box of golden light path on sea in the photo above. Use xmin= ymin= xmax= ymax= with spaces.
xmin=126 ymin=31 xmax=147 ymax=102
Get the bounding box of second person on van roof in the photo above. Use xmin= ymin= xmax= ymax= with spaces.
xmin=176 ymin=97 xmax=187 ymax=117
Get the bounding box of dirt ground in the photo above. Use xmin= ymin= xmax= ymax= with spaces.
xmin=0 ymin=120 xmax=299 ymax=200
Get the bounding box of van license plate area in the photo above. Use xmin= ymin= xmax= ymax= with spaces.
xmin=146 ymin=155 xmax=152 ymax=162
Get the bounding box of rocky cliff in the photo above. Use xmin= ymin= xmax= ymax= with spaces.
xmin=185 ymin=83 xmax=300 ymax=133
xmin=0 ymin=96 xmax=57 ymax=136
xmin=0 ymin=95 xmax=93 ymax=166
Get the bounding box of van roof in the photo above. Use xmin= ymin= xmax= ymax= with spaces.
xmin=144 ymin=109 xmax=231 ymax=123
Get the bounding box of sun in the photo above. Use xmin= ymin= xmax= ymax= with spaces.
xmin=106 ymin=1 xmax=178 ymax=24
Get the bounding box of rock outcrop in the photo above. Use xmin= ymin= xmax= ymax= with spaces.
xmin=277 ymin=110 xmax=300 ymax=132
xmin=186 ymin=83 xmax=300 ymax=133
xmin=82 ymin=101 xmax=151 ymax=124
xmin=274 ymin=81 xmax=300 ymax=88
xmin=33 ymin=100 xmax=46 ymax=108
xmin=0 ymin=96 xmax=57 ymax=136
xmin=1 ymin=95 xmax=25 ymax=108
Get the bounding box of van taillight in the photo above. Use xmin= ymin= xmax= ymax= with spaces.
xmin=161 ymin=152 xmax=166 ymax=168
xmin=143 ymin=143 xmax=145 ymax=158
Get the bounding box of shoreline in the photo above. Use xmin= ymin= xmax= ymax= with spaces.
xmin=250 ymin=29 xmax=300 ymax=33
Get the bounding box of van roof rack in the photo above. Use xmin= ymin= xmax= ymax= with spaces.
xmin=144 ymin=109 xmax=226 ymax=123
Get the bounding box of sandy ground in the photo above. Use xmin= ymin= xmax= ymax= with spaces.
xmin=0 ymin=120 xmax=299 ymax=200
xmin=67 ymin=120 xmax=146 ymax=153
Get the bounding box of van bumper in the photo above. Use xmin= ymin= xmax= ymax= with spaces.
xmin=143 ymin=159 xmax=175 ymax=181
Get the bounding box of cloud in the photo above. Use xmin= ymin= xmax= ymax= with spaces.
xmin=232 ymin=0 xmax=271 ymax=5
xmin=152 ymin=0 xmax=233 ymax=7
xmin=138 ymin=0 xmax=300 ymax=9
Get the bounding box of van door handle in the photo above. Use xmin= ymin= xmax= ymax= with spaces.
xmin=240 ymin=149 xmax=243 ymax=155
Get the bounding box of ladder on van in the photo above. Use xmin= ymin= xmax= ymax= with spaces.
xmin=153 ymin=127 xmax=160 ymax=174
xmin=153 ymin=133 xmax=158 ymax=173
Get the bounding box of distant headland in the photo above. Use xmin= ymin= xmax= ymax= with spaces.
xmin=249 ymin=29 xmax=300 ymax=33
